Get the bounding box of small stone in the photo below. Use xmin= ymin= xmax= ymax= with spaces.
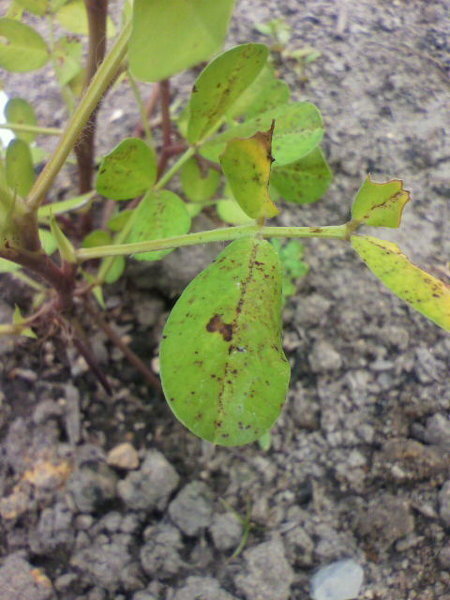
xmin=294 ymin=294 xmax=331 ymax=326
xmin=107 ymin=442 xmax=140 ymax=470
xmin=438 ymin=480 xmax=450 ymax=527
xmin=285 ymin=526 xmax=314 ymax=566
xmin=234 ymin=538 xmax=294 ymax=600
xmin=310 ymin=559 xmax=364 ymax=600
xmin=54 ymin=573 xmax=78 ymax=592
xmin=68 ymin=463 xmax=118 ymax=513
xmin=209 ymin=512 xmax=243 ymax=551
xmin=174 ymin=576 xmax=238 ymax=600
xmin=424 ymin=414 xmax=450 ymax=449
xmin=132 ymin=593 xmax=158 ymax=600
xmin=0 ymin=554 xmax=55 ymax=600
xmin=140 ymin=523 xmax=184 ymax=578
xmin=357 ymin=494 xmax=414 ymax=550
xmin=438 ymin=544 xmax=450 ymax=570
xmin=169 ymin=481 xmax=214 ymax=536
xmin=118 ymin=449 xmax=179 ymax=511
xmin=309 ymin=340 xmax=342 ymax=373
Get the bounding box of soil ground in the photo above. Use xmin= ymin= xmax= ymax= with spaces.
xmin=0 ymin=1 xmax=449 ymax=599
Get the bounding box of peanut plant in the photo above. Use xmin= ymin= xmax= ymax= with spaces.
xmin=0 ymin=0 xmax=448 ymax=446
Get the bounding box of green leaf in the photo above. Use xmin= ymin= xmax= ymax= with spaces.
xmin=96 ymin=138 xmax=157 ymax=201
xmin=129 ymin=0 xmax=236 ymax=82
xmin=0 ymin=228 xmax=56 ymax=273
xmin=227 ymin=64 xmax=290 ymax=120
xmin=50 ymin=215 xmax=76 ymax=262
xmin=127 ymin=190 xmax=191 ymax=261
xmin=201 ymin=102 xmax=324 ymax=165
xmin=38 ymin=191 xmax=94 ymax=220
xmin=82 ymin=229 xmax=111 ymax=248
xmin=5 ymin=139 xmax=35 ymax=196
xmin=13 ymin=305 xmax=36 ymax=339
xmin=0 ymin=18 xmax=49 ymax=72
xmin=4 ymin=98 xmax=37 ymax=143
xmin=56 ymin=0 xmax=116 ymax=37
xmin=271 ymin=238 xmax=309 ymax=301
xmin=220 ymin=126 xmax=279 ymax=219
xmin=180 ymin=157 xmax=221 ymax=203
xmin=0 ymin=257 xmax=21 ymax=273
xmin=15 ymin=0 xmax=49 ymax=15
xmin=107 ymin=209 xmax=133 ymax=232
xmin=270 ymin=147 xmax=332 ymax=204
xmin=53 ymin=35 xmax=83 ymax=87
xmin=187 ymin=43 xmax=269 ymax=144
xmin=216 ymin=198 xmax=255 ymax=225
xmin=351 ymin=176 xmax=410 ymax=228
xmin=160 ymin=237 xmax=290 ymax=446
xmin=351 ymin=235 xmax=450 ymax=331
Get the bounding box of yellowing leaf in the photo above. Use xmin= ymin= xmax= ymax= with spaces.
xmin=351 ymin=235 xmax=450 ymax=331
xmin=351 ymin=176 xmax=410 ymax=228
xmin=0 ymin=18 xmax=49 ymax=72
xmin=220 ymin=126 xmax=278 ymax=220
xmin=160 ymin=237 xmax=290 ymax=446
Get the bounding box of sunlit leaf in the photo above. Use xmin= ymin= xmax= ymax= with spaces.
xmin=351 ymin=235 xmax=450 ymax=331
xmin=0 ymin=18 xmax=49 ymax=72
xmin=4 ymin=98 xmax=37 ymax=143
xmin=227 ymin=64 xmax=290 ymax=120
xmin=96 ymin=138 xmax=157 ymax=201
xmin=351 ymin=176 xmax=410 ymax=228
xmin=220 ymin=126 xmax=278 ymax=219
xmin=201 ymin=102 xmax=324 ymax=165
xmin=160 ymin=236 xmax=290 ymax=446
xmin=53 ymin=35 xmax=83 ymax=87
xmin=180 ymin=157 xmax=221 ymax=203
xmin=216 ymin=198 xmax=255 ymax=225
xmin=270 ymin=147 xmax=332 ymax=204
xmin=56 ymin=0 xmax=116 ymax=37
xmin=5 ymin=139 xmax=35 ymax=196
xmin=187 ymin=43 xmax=269 ymax=144
xmin=129 ymin=0 xmax=236 ymax=82
xmin=127 ymin=190 xmax=191 ymax=261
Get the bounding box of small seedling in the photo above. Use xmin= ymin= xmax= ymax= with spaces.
xmin=0 ymin=1 xmax=448 ymax=448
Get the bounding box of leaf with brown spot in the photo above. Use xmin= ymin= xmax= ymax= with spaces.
xmin=351 ymin=235 xmax=450 ymax=331
xmin=351 ymin=176 xmax=410 ymax=228
xmin=160 ymin=237 xmax=290 ymax=446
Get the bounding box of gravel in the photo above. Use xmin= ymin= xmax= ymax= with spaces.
xmin=173 ymin=576 xmax=238 ymax=600
xmin=168 ymin=481 xmax=214 ymax=536
xmin=310 ymin=559 xmax=364 ymax=600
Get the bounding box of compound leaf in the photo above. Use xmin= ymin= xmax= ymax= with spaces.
xmin=187 ymin=43 xmax=269 ymax=144
xmin=201 ymin=102 xmax=324 ymax=164
xmin=129 ymin=0 xmax=235 ymax=82
xmin=270 ymin=147 xmax=332 ymax=203
xmin=127 ymin=190 xmax=191 ymax=261
xmin=0 ymin=18 xmax=49 ymax=72
xmin=351 ymin=176 xmax=410 ymax=227
xmin=160 ymin=237 xmax=290 ymax=446
xmin=180 ymin=157 xmax=221 ymax=203
xmin=220 ymin=126 xmax=278 ymax=219
xmin=6 ymin=139 xmax=35 ymax=197
xmin=96 ymin=138 xmax=157 ymax=201
xmin=4 ymin=98 xmax=37 ymax=143
xmin=351 ymin=235 xmax=450 ymax=331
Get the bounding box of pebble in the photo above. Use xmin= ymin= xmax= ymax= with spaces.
xmin=118 ymin=449 xmax=179 ymax=511
xmin=373 ymin=438 xmax=448 ymax=482
xmin=209 ymin=512 xmax=243 ymax=551
xmin=174 ymin=576 xmax=238 ymax=600
xmin=107 ymin=442 xmax=140 ymax=470
xmin=438 ymin=480 xmax=450 ymax=527
xmin=234 ymin=538 xmax=294 ymax=600
xmin=168 ymin=481 xmax=214 ymax=536
xmin=309 ymin=340 xmax=343 ymax=372
xmin=310 ymin=559 xmax=364 ymax=600
xmin=0 ymin=553 xmax=55 ymax=600
xmin=357 ymin=494 xmax=415 ymax=550
xmin=140 ymin=523 xmax=183 ymax=578
xmin=424 ymin=414 xmax=450 ymax=448
xmin=68 ymin=463 xmax=118 ymax=513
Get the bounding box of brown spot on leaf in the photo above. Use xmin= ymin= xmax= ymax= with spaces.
xmin=206 ymin=314 xmax=233 ymax=342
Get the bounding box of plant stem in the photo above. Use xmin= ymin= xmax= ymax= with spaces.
xmin=85 ymin=299 xmax=161 ymax=391
xmin=128 ymin=70 xmax=153 ymax=143
xmin=77 ymin=224 xmax=348 ymax=261
xmin=27 ymin=20 xmax=132 ymax=211
xmin=154 ymin=146 xmax=195 ymax=190
xmin=0 ymin=123 xmax=63 ymax=136
xmin=75 ymin=0 xmax=109 ymax=194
